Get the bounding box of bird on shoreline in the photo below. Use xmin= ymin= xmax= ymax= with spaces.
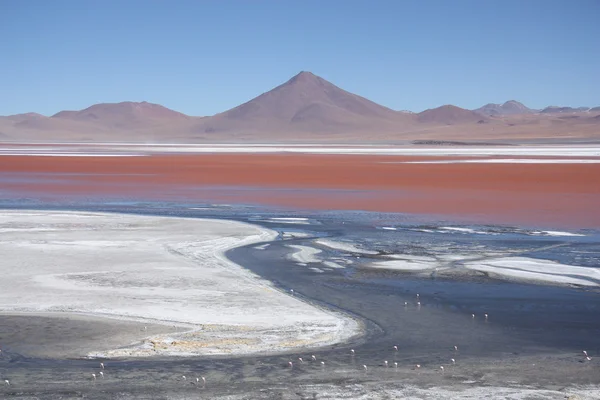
xmin=394 ymin=362 xmax=398 ymax=368
xmin=454 ymin=345 xmax=459 ymax=351
xmin=91 ymin=373 xmax=96 ymax=381
xmin=100 ymin=362 xmax=104 ymax=370
xmin=3 ymin=380 xmax=9 ymax=386
xmin=384 ymin=360 xmax=388 ymax=367
xmin=288 ymin=361 xmax=293 ymax=368
xmin=99 ymin=371 xmax=104 ymax=378
xmin=451 ymin=358 xmax=456 ymax=365
xmin=394 ymin=345 xmax=398 ymax=351
xmin=311 ymin=355 xmax=317 ymax=361
xmin=363 ymin=365 xmax=368 ymax=371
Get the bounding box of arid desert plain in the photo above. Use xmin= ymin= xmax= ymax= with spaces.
xmin=0 ymin=144 xmax=599 ymax=399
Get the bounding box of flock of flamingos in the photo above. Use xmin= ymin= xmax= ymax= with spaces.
xmin=0 ymin=293 xmax=594 ymax=390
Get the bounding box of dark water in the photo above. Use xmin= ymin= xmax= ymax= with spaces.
xmin=0 ymin=202 xmax=599 ymax=398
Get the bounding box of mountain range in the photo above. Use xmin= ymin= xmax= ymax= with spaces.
xmin=1 ymin=71 xmax=599 ymax=143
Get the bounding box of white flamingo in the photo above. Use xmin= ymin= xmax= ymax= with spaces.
xmin=394 ymin=362 xmax=398 ymax=368
xmin=321 ymin=361 xmax=325 ymax=367
xmin=440 ymin=366 xmax=444 ymax=372
xmin=350 ymin=349 xmax=355 ymax=355
xmin=416 ymin=364 xmax=421 ymax=369
xmin=201 ymin=376 xmax=206 ymax=387
xmin=99 ymin=371 xmax=104 ymax=378
xmin=3 ymin=380 xmax=9 ymax=386
xmin=451 ymin=358 xmax=456 ymax=365
xmin=404 ymin=301 xmax=408 ymax=306
xmin=417 ymin=301 xmax=421 ymax=306
xmin=583 ymin=350 xmax=588 ymax=357
xmin=100 ymin=362 xmax=105 ymax=370
xmin=586 ymin=356 xmax=592 ymax=361
xmin=384 ymin=360 xmax=388 ymax=367
xmin=91 ymin=373 xmax=96 ymax=381
xmin=288 ymin=361 xmax=293 ymax=368
xmin=311 ymin=355 xmax=317 ymax=361
xmin=298 ymin=357 xmax=304 ymax=363
xmin=454 ymin=345 xmax=458 ymax=351
xmin=363 ymin=365 xmax=368 ymax=371
xmin=471 ymin=313 xmax=475 ymax=318
xmin=484 ymin=313 xmax=489 ymax=319
xmin=393 ymin=345 xmax=398 ymax=351
xmin=182 ymin=375 xmax=186 ymax=381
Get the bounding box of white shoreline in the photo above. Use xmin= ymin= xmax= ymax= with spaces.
xmin=0 ymin=211 xmax=362 ymax=358
xmin=1 ymin=143 xmax=600 ymax=157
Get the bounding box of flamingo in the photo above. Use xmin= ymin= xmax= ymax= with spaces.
xmin=3 ymin=380 xmax=9 ymax=386
xmin=321 ymin=361 xmax=325 ymax=367
xmin=416 ymin=364 xmax=421 ymax=369
xmin=586 ymin=356 xmax=592 ymax=361
xmin=484 ymin=313 xmax=489 ymax=319
xmin=290 ymin=289 xmax=294 ymax=295
xmin=417 ymin=301 xmax=421 ymax=306
xmin=384 ymin=360 xmax=388 ymax=367
xmin=404 ymin=301 xmax=408 ymax=306
xmin=91 ymin=373 xmax=96 ymax=381
xmin=451 ymin=358 xmax=456 ymax=365
xmin=440 ymin=366 xmax=444 ymax=372
xmin=363 ymin=365 xmax=368 ymax=371
xmin=288 ymin=361 xmax=293 ymax=368
xmin=182 ymin=375 xmax=186 ymax=381
xmin=471 ymin=313 xmax=475 ymax=318
xmin=583 ymin=350 xmax=588 ymax=357
xmin=454 ymin=345 xmax=458 ymax=351
xmin=201 ymin=376 xmax=206 ymax=387
xmin=416 ymin=293 xmax=420 ymax=298
xmin=350 ymin=349 xmax=355 ymax=355
xmin=99 ymin=371 xmax=104 ymax=378
xmin=311 ymin=355 xmax=317 ymax=361
xmin=394 ymin=362 xmax=398 ymax=368
xmin=393 ymin=345 xmax=398 ymax=351
xmin=100 ymin=362 xmax=105 ymax=370
xmin=298 ymin=357 xmax=304 ymax=364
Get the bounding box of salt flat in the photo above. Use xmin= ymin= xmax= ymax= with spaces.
xmin=0 ymin=211 xmax=360 ymax=358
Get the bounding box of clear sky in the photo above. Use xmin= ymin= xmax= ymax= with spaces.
xmin=2 ymin=0 xmax=599 ymax=116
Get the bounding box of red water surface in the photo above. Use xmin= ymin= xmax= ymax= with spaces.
xmin=1 ymin=154 xmax=599 ymax=228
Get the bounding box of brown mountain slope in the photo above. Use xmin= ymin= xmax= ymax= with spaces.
xmin=195 ymin=71 xmax=416 ymax=136
xmin=417 ymin=105 xmax=488 ymax=125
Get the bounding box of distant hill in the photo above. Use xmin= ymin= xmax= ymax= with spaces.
xmin=52 ymin=101 xmax=189 ymax=129
xmin=417 ymin=105 xmax=487 ymax=125
xmin=475 ymin=100 xmax=533 ymax=116
xmin=541 ymin=106 xmax=591 ymax=114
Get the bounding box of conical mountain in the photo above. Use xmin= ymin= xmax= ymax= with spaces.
xmin=197 ymin=71 xmax=414 ymax=135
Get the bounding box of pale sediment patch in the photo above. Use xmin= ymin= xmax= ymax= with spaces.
xmin=367 ymin=255 xmax=438 ymax=272
xmin=464 ymin=257 xmax=600 ymax=287
xmin=0 ymin=211 xmax=361 ymax=358
xmin=316 ymin=239 xmax=379 ymax=255
xmin=287 ymin=244 xmax=323 ymax=264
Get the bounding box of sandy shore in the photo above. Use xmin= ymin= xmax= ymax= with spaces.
xmin=0 ymin=210 xmax=360 ymax=358
xmin=1 ymin=152 xmax=599 ymax=227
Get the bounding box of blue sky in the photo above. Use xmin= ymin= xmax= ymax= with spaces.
xmin=2 ymin=0 xmax=599 ymax=116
